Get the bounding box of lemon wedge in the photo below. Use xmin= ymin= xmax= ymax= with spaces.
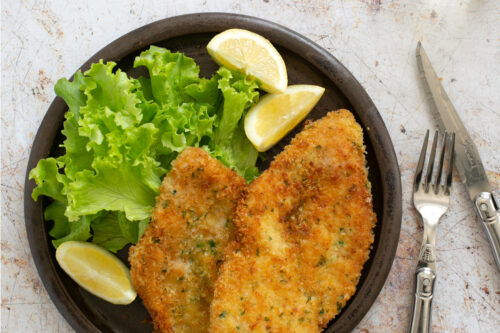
xmin=55 ymin=241 xmax=137 ymax=305
xmin=207 ymin=29 xmax=287 ymax=94
xmin=244 ymin=84 xmax=325 ymax=152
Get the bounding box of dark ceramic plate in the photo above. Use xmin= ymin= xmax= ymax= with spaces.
xmin=24 ymin=13 xmax=401 ymax=333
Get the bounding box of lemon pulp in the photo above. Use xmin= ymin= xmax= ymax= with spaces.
xmin=207 ymin=29 xmax=287 ymax=94
xmin=244 ymin=85 xmax=325 ymax=152
xmin=56 ymin=241 xmax=136 ymax=305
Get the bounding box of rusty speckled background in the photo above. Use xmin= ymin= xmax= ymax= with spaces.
xmin=2 ymin=0 xmax=499 ymax=332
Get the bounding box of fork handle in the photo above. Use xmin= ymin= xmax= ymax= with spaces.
xmin=409 ymin=267 xmax=435 ymax=333
xmin=474 ymin=192 xmax=500 ymax=271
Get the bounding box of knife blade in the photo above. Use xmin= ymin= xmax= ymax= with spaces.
xmin=416 ymin=41 xmax=500 ymax=271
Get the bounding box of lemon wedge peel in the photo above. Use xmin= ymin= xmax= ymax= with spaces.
xmin=56 ymin=241 xmax=137 ymax=305
xmin=244 ymin=85 xmax=325 ymax=152
xmin=207 ymin=29 xmax=287 ymax=94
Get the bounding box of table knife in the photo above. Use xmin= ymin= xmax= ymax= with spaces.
xmin=416 ymin=41 xmax=500 ymax=272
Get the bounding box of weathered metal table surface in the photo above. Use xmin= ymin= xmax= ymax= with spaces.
xmin=2 ymin=1 xmax=499 ymax=332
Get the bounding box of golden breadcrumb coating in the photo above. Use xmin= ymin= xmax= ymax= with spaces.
xmin=209 ymin=110 xmax=376 ymax=332
xmin=129 ymin=148 xmax=247 ymax=333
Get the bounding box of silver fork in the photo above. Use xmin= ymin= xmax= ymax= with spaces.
xmin=409 ymin=130 xmax=455 ymax=333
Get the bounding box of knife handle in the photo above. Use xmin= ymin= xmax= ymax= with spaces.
xmin=474 ymin=192 xmax=500 ymax=271
xmin=409 ymin=267 xmax=435 ymax=333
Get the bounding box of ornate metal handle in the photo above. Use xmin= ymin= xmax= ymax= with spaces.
xmin=474 ymin=192 xmax=500 ymax=271
xmin=409 ymin=267 xmax=435 ymax=333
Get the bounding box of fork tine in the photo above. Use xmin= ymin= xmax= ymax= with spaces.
xmin=414 ymin=130 xmax=429 ymax=190
xmin=425 ymin=131 xmax=439 ymax=191
xmin=435 ymin=132 xmax=448 ymax=193
xmin=445 ymin=133 xmax=455 ymax=195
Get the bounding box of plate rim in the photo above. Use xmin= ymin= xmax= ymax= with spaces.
xmin=24 ymin=12 xmax=402 ymax=333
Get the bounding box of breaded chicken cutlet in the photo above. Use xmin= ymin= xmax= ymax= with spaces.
xmin=209 ymin=110 xmax=376 ymax=332
xmin=129 ymin=148 xmax=247 ymax=333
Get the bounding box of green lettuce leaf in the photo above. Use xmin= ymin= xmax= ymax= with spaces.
xmin=67 ymin=161 xmax=157 ymax=222
xmin=29 ymin=158 xmax=67 ymax=202
xmin=134 ymin=46 xmax=200 ymax=107
xmin=185 ymin=76 xmax=220 ymax=107
xmin=210 ymin=68 xmax=260 ymax=180
xmin=44 ymin=200 xmax=93 ymax=248
xmin=117 ymin=212 xmax=149 ymax=244
xmin=45 ymin=200 xmax=70 ymax=239
xmin=54 ymin=72 xmax=86 ymax=118
xmin=52 ymin=215 xmax=92 ymax=248
xmin=91 ymin=212 xmax=149 ymax=252
xmin=91 ymin=212 xmax=129 ymax=253
xmin=213 ymin=68 xmax=259 ymax=144
xmin=31 ymin=46 xmax=262 ymax=252
xmin=82 ymin=61 xmax=143 ymax=127
xmin=60 ymin=112 xmax=93 ymax=180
